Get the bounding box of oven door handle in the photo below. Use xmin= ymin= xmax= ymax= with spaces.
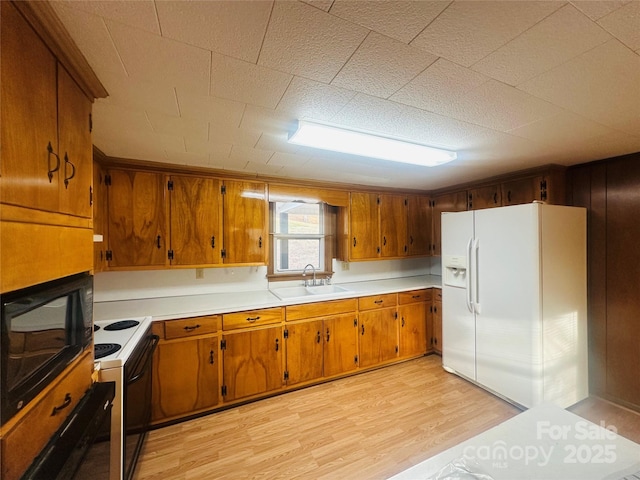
xmin=127 ymin=335 xmax=159 ymax=386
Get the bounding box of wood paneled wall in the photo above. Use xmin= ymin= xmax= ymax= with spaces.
xmin=567 ymin=152 xmax=640 ymax=411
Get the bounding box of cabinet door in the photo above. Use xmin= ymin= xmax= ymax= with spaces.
xmin=349 ymin=192 xmax=379 ymax=260
xmin=93 ymin=161 xmax=107 ymax=272
xmin=0 ymin=1 xmax=59 ymax=212
xmin=106 ymin=169 xmax=167 ymax=267
xmin=152 ymin=336 xmax=219 ymax=422
xmin=432 ymin=191 xmax=467 ymax=256
xmin=398 ymin=302 xmax=427 ymax=358
xmin=324 ymin=314 xmax=359 ymax=377
xmin=169 ymin=175 xmax=222 ymax=266
xmin=285 ymin=320 xmax=323 ymax=385
xmin=407 ymin=195 xmax=431 ymax=256
xmin=359 ymin=308 xmax=398 ymax=368
xmin=222 ymin=326 xmax=283 ymax=402
xmin=57 ymin=67 xmax=93 ymax=218
xmin=501 ymin=176 xmax=543 ymax=206
xmin=468 ymin=184 xmax=501 ymax=210
xmin=222 ymin=180 xmax=267 ymax=264
xmin=380 ymin=194 xmax=407 ymax=258
xmin=432 ymin=299 xmax=443 ymax=354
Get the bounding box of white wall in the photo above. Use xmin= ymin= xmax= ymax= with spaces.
xmin=94 ymin=257 xmax=439 ymax=302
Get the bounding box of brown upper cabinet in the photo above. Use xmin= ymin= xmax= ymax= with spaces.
xmin=168 ymin=175 xmax=222 ymax=266
xmin=348 ymin=192 xmax=431 ymax=261
xmin=349 ymin=192 xmax=380 ymax=260
xmin=407 ymin=195 xmax=432 ymax=256
xmin=222 ymin=180 xmax=268 ymax=265
xmin=101 ymin=170 xmax=267 ymax=269
xmin=105 ymin=169 xmax=167 ymax=268
xmin=467 ymin=184 xmax=502 ymax=210
xmin=1 ymin=2 xmax=92 ymax=219
xmin=431 ymin=191 xmax=468 ymax=256
xmin=380 ymin=194 xmax=408 ymax=258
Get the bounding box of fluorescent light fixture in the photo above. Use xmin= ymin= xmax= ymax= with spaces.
xmin=288 ymin=120 xmax=457 ymax=167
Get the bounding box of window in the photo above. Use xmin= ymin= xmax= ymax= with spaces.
xmin=269 ymin=202 xmax=333 ymax=279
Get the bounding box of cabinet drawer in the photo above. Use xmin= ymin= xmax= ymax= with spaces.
xmin=398 ymin=289 xmax=429 ymax=305
xmin=1 ymin=351 xmax=93 ymax=480
xmin=164 ymin=315 xmax=220 ymax=340
xmin=358 ymin=293 xmax=397 ymax=311
xmin=434 ymin=288 xmax=442 ymax=302
xmin=286 ymin=298 xmax=357 ymax=322
xmin=223 ymin=307 xmax=283 ymax=330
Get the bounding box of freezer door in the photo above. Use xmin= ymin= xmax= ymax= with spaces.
xmin=474 ymin=204 xmax=542 ymax=408
xmin=441 ymin=210 xmax=476 ymax=380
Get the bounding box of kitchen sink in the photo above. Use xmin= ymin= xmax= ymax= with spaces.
xmin=270 ymin=284 xmax=352 ymax=301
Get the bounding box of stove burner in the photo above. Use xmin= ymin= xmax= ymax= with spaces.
xmin=94 ymin=324 xmax=100 ymax=332
xmin=95 ymin=343 xmax=122 ymax=359
xmin=104 ymin=320 xmax=140 ymax=331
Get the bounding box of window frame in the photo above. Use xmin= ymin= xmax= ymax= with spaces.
xmin=267 ymin=201 xmax=334 ymax=282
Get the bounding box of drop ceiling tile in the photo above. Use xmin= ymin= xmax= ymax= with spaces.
xmin=391 ymin=59 xmax=490 ymax=114
xmin=53 ymin=0 xmax=160 ymax=34
xmin=209 ymin=125 xmax=262 ymax=148
xmin=329 ymin=1 xmax=449 ymax=44
xmin=433 ymin=79 xmax=563 ymax=132
xmin=175 ymin=90 xmax=245 ymax=127
xmin=240 ymin=105 xmax=297 ymax=135
xmin=331 ymin=93 xmax=490 ymax=147
xmin=300 ymin=0 xmax=333 ymax=12
xmin=276 ymin=77 xmax=356 ymax=121
xmin=473 ymin=4 xmax=612 ymax=86
xmin=184 ymin=137 xmax=232 ymax=158
xmin=155 ymin=1 xmax=272 ymax=63
xmin=165 ymin=150 xmax=211 ymax=167
xmin=331 ymin=32 xmax=438 ymax=98
xmin=410 ymin=1 xmax=563 ymax=67
xmin=229 ymin=145 xmax=274 ymax=165
xmin=519 ymin=39 xmax=640 ymax=135
xmin=597 ymin=1 xmax=640 ymax=51
xmin=258 ymin=1 xmax=369 ymax=83
xmin=92 ymin=102 xmax=153 ymax=134
xmin=508 ymin=111 xmax=614 ymax=144
xmin=267 ymin=152 xmax=311 ymax=167
xmin=106 ymin=20 xmax=210 ymax=95
xmin=146 ymin=112 xmax=208 ymax=141
xmin=570 ymin=0 xmax=632 ymax=20
xmin=244 ymin=161 xmax=284 ymax=176
xmin=211 ymin=53 xmax=292 ymax=109
xmin=96 ymin=71 xmax=179 ymax=116
xmin=561 ymin=130 xmax=640 ymax=161
xmin=51 ymin=4 xmax=126 ymax=78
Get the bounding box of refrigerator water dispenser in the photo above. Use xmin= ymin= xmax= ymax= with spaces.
xmin=443 ymin=255 xmax=467 ymax=288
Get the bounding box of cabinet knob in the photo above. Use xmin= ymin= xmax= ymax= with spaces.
xmin=258 ymin=236 xmax=263 ymax=248
xmin=275 ymin=338 xmax=279 ymax=351
xmin=316 ymin=331 xmax=321 ymax=344
xmin=326 ymin=328 xmax=330 ymax=343
xmin=209 ymin=350 xmax=214 ymax=364
xmin=156 ymin=235 xmax=162 ymax=249
xmin=51 ymin=393 xmax=72 ymax=416
xmin=361 ymin=324 xmax=365 ymax=336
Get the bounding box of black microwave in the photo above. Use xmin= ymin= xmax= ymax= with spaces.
xmin=1 ymin=273 xmax=93 ymax=424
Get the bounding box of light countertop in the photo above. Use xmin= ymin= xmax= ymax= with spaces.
xmin=94 ymin=275 xmax=441 ymax=322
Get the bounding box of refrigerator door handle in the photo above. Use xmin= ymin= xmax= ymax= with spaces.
xmin=473 ymin=237 xmax=481 ymax=314
xmin=466 ymin=237 xmax=474 ymax=313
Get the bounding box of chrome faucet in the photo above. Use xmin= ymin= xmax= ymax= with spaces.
xmin=302 ymin=264 xmax=317 ymax=287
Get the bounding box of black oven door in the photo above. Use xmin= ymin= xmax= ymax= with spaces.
xmin=124 ymin=332 xmax=159 ymax=480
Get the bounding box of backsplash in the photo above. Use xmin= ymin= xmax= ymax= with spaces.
xmin=94 ymin=257 xmax=438 ymax=302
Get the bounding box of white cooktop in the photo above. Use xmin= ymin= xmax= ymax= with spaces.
xmin=93 ymin=316 xmax=152 ymax=369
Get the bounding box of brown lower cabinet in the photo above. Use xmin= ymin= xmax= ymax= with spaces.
xmin=151 ymin=316 xmax=220 ymax=422
xmin=221 ymin=326 xmax=283 ymax=402
xmin=431 ymin=289 xmax=443 ymax=354
xmin=150 ymin=289 xmax=433 ymax=425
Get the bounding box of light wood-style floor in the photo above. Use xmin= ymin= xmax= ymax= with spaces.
xmin=134 ymin=355 xmax=640 ymax=480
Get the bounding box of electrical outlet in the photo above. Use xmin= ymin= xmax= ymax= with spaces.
xmin=341 ymin=261 xmax=350 ymax=271
xmin=195 ymin=268 xmax=204 ymax=279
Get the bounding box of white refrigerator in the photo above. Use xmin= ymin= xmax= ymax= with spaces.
xmin=441 ymin=203 xmax=588 ymax=408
